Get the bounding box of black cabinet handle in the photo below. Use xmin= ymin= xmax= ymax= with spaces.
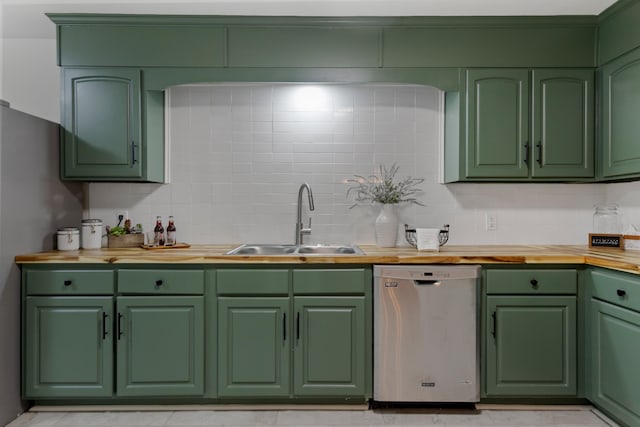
xmin=491 ymin=312 xmax=497 ymax=339
xmin=523 ymin=142 xmax=530 ymax=165
xmin=102 ymin=312 xmax=109 ymax=340
xmin=283 ymin=313 xmax=287 ymax=342
xmin=131 ymin=142 xmax=137 ymax=166
xmin=155 ymin=280 xmax=163 ymax=286
xmin=63 ymin=280 xmax=72 ymax=286
xmin=530 ymin=279 xmax=538 ymax=288
xmin=117 ymin=313 xmax=124 ymax=340
xmin=536 ymin=142 xmax=542 ymax=166
xmin=617 ymin=289 xmax=627 ymax=297
xmin=296 ymin=312 xmax=300 ymax=341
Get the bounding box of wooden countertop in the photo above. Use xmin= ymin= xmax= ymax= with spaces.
xmin=14 ymin=244 xmax=640 ymax=274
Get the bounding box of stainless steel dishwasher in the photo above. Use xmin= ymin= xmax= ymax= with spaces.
xmin=373 ymin=265 xmax=481 ymax=403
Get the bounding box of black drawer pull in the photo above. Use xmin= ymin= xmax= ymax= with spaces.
xmin=102 ymin=312 xmax=109 ymax=340
xmin=530 ymin=279 xmax=538 ymax=288
xmin=617 ymin=289 xmax=627 ymax=297
xmin=63 ymin=280 xmax=72 ymax=286
xmin=117 ymin=313 xmax=124 ymax=340
xmin=155 ymin=280 xmax=163 ymax=286
xmin=283 ymin=313 xmax=287 ymax=342
xmin=491 ymin=312 xmax=497 ymax=339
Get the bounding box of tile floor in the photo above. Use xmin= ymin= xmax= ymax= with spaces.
xmin=4 ymin=406 xmax=617 ymax=427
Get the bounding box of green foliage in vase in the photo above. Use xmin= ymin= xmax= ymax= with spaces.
xmin=346 ymin=163 xmax=424 ymax=208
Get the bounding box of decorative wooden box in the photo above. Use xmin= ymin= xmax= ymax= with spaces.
xmin=108 ymin=234 xmax=144 ymax=248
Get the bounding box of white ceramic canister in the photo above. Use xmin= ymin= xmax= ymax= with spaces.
xmin=57 ymin=227 xmax=80 ymax=251
xmin=81 ymin=219 xmax=103 ymax=249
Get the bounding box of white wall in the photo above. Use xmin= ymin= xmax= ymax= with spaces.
xmin=0 ymin=104 xmax=84 ymax=427
xmin=0 ymin=3 xmax=4 ymax=101
xmin=1 ymin=0 xmax=639 ymax=248
xmin=87 ymin=83 xmax=608 ymax=246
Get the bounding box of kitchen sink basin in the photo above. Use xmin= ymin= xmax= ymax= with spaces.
xmin=225 ymin=244 xmax=364 ymax=256
xmin=225 ymin=244 xmax=298 ymax=255
xmin=295 ymin=244 xmax=364 ymax=255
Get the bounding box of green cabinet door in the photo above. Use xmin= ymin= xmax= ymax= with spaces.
xmin=466 ymin=69 xmax=530 ymax=178
xmin=116 ymin=296 xmax=204 ymax=396
xmin=486 ymin=296 xmax=577 ymax=396
xmin=24 ymin=296 xmax=113 ymax=398
xmin=601 ymin=49 xmax=640 ymax=179
xmin=531 ymin=69 xmax=594 ymax=178
xmin=217 ymin=297 xmax=290 ymax=397
xmin=62 ymin=68 xmax=142 ymax=180
xmin=293 ymin=297 xmax=365 ymax=397
xmin=591 ymin=300 xmax=640 ymax=427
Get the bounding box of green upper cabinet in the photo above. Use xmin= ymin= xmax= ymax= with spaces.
xmin=531 ymin=69 xmax=594 ymax=178
xmin=465 ymin=69 xmax=530 ymax=179
xmin=49 ymin=14 xmax=608 ymax=183
xmin=62 ymin=68 xmax=164 ymax=182
xmin=600 ymin=47 xmax=640 ymax=180
xmin=447 ymin=68 xmax=594 ymax=182
xmin=63 ymin=68 xmax=141 ymax=179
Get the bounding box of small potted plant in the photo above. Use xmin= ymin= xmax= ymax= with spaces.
xmin=346 ymin=163 xmax=424 ymax=247
xmin=107 ymin=218 xmax=144 ymax=248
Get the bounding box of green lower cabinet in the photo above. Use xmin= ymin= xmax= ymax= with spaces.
xmin=590 ymin=299 xmax=640 ymax=427
xmin=217 ymin=297 xmax=290 ymax=397
xmin=116 ymin=296 xmax=204 ymax=396
xmin=24 ymin=296 xmax=114 ymax=398
xmin=485 ymin=296 xmax=577 ymax=396
xmin=293 ymin=297 xmax=365 ymax=397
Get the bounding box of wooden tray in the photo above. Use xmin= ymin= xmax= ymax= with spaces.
xmin=140 ymin=243 xmax=191 ymax=250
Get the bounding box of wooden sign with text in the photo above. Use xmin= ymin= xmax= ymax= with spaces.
xmin=589 ymin=233 xmax=624 ymax=249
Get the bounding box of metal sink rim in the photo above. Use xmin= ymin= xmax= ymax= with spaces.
xmin=225 ymin=243 xmax=364 ymax=256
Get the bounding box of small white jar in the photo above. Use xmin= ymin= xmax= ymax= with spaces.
xmin=81 ymin=219 xmax=103 ymax=249
xmin=57 ymin=227 xmax=80 ymax=251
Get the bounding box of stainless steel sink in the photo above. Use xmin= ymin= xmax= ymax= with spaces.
xmin=225 ymin=244 xmax=298 ymax=255
xmin=296 ymin=244 xmax=364 ymax=255
xmin=225 ymin=244 xmax=363 ymax=256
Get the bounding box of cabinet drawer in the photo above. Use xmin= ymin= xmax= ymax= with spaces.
xmin=293 ymin=269 xmax=366 ymax=295
xmin=486 ymin=269 xmax=577 ymax=294
xmin=118 ymin=270 xmax=204 ymax=294
xmin=217 ymin=269 xmax=289 ymax=295
xmin=591 ymin=268 xmax=640 ymax=312
xmin=25 ymin=270 xmax=114 ymax=295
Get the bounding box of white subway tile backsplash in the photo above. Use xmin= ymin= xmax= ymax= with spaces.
xmin=86 ymin=83 xmax=608 ymax=244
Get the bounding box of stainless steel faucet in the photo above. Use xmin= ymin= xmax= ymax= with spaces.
xmin=295 ymin=183 xmax=315 ymax=245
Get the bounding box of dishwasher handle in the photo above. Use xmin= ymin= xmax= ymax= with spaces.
xmin=414 ymin=279 xmax=441 ymax=286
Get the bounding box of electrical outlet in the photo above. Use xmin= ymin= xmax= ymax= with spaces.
xmin=116 ymin=210 xmax=128 ymax=224
xmin=485 ymin=213 xmax=498 ymax=231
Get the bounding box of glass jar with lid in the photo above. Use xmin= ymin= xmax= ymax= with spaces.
xmin=593 ymin=204 xmax=620 ymax=234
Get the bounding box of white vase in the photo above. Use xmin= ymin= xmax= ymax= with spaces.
xmin=375 ymin=204 xmax=399 ymax=247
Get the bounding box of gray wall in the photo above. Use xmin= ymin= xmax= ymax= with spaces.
xmin=0 ymin=103 xmax=83 ymax=425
